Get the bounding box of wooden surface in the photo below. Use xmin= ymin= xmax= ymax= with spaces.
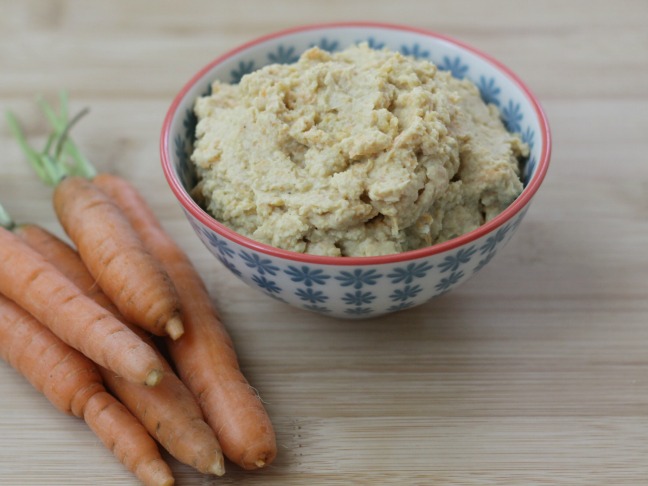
xmin=1 ymin=1 xmax=647 ymax=484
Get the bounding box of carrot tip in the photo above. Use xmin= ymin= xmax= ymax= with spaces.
xmin=209 ymin=457 xmax=226 ymax=477
xmin=145 ymin=369 xmax=163 ymax=387
xmin=165 ymin=316 xmax=184 ymax=340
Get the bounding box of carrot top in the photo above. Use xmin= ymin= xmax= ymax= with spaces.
xmin=5 ymin=91 xmax=96 ymax=185
xmin=0 ymin=203 xmax=13 ymax=231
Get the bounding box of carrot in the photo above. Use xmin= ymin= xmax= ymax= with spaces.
xmin=95 ymin=173 xmax=277 ymax=470
xmin=0 ymin=293 xmax=174 ymax=486
xmin=5 ymin=100 xmax=184 ymax=340
xmin=0 ymin=226 xmax=164 ymax=387
xmin=53 ymin=175 xmax=184 ymax=340
xmin=16 ymin=222 xmax=225 ymax=476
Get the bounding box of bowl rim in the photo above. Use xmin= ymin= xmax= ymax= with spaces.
xmin=161 ymin=21 xmax=551 ymax=266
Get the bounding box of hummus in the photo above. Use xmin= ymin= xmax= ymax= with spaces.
xmin=191 ymin=44 xmax=528 ymax=257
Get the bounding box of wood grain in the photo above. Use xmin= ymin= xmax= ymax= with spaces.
xmin=1 ymin=1 xmax=647 ymax=484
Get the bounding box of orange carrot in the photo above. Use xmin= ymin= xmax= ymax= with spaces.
xmin=0 ymin=294 xmax=174 ymax=486
xmin=16 ymin=222 xmax=225 ymax=476
xmin=0 ymin=226 xmax=164 ymax=387
xmin=6 ymin=105 xmax=183 ymax=340
xmin=53 ymin=175 xmax=184 ymax=340
xmin=95 ymin=173 xmax=277 ymax=470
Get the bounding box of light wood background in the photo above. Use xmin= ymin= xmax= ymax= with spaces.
xmin=1 ymin=1 xmax=647 ymax=485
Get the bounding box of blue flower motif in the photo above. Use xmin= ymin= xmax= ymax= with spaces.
xmin=335 ymin=269 xmax=383 ymax=289
xmin=267 ymin=293 xmax=287 ymax=303
xmin=238 ymin=251 xmax=279 ymax=276
xmin=477 ymin=76 xmax=501 ymax=106
xmin=435 ymin=271 xmax=464 ymax=292
xmin=342 ymin=290 xmax=376 ymax=306
xmin=438 ymin=55 xmax=469 ymax=79
xmin=479 ymin=224 xmax=511 ymax=255
xmin=201 ymin=83 xmax=213 ymax=97
xmin=295 ymin=288 xmax=328 ymax=304
xmin=231 ymin=60 xmax=256 ymax=83
xmin=387 ymin=301 xmax=415 ymax=312
xmin=251 ymin=275 xmax=282 ymax=294
xmin=360 ymin=37 xmax=385 ymax=49
xmin=182 ymin=107 xmax=197 ymax=143
xmin=387 ymin=261 xmax=434 ymax=284
xmin=438 ymin=246 xmax=477 ymax=273
xmin=400 ymin=43 xmax=430 ymax=59
xmin=311 ymin=37 xmax=339 ymax=52
xmin=174 ymin=133 xmax=194 ymax=190
xmin=174 ymin=133 xmax=186 ymax=160
xmin=389 ymin=284 xmax=422 ymax=302
xmin=267 ymin=45 xmax=299 ymax=64
xmin=344 ymin=307 xmax=374 ymax=316
xmin=187 ymin=216 xmax=202 ymax=235
xmin=217 ymin=255 xmax=241 ymax=277
xmin=509 ymin=207 xmax=528 ymax=233
xmin=522 ymin=156 xmax=537 ymax=186
xmin=284 ymin=266 xmax=331 ymax=287
xmin=202 ymin=229 xmax=235 ymax=258
xmin=501 ymin=100 xmax=523 ymax=133
xmin=521 ymin=126 xmax=535 ymax=151
xmin=303 ymin=304 xmax=331 ymax=313
xmin=473 ymin=251 xmax=496 ymax=274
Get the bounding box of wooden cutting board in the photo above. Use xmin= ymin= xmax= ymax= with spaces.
xmin=1 ymin=1 xmax=647 ymax=484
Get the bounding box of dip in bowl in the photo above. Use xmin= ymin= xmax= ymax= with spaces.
xmin=161 ymin=22 xmax=551 ymax=319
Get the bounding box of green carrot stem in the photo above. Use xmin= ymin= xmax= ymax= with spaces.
xmin=4 ymin=111 xmax=54 ymax=186
xmin=38 ymin=94 xmax=96 ymax=180
xmin=0 ymin=203 xmax=15 ymax=230
xmin=41 ymin=153 xmax=68 ymax=186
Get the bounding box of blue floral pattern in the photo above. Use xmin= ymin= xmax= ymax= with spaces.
xmin=477 ymin=76 xmax=502 ymax=106
xmin=479 ymin=224 xmax=511 ymax=255
xmin=387 ymin=261 xmax=434 ymax=284
xmin=251 ymin=275 xmax=282 ymax=294
xmin=342 ymin=290 xmax=377 ymax=306
xmin=387 ymin=301 xmax=415 ymax=312
xmin=501 ymin=100 xmax=523 ymax=133
xmin=217 ymin=255 xmax=241 ymax=277
xmin=400 ymin=43 xmax=430 ymax=59
xmin=311 ymin=37 xmax=339 ymax=52
xmin=438 ymin=246 xmax=477 ymax=273
xmin=239 ymin=251 xmax=280 ymax=276
xmin=345 ymin=307 xmax=374 ymax=316
xmin=284 ymin=266 xmax=330 ymax=287
xmin=389 ymin=285 xmax=422 ymax=302
xmin=230 ymin=60 xmax=255 ymax=84
xmin=335 ymin=269 xmax=383 ymax=289
xmin=438 ymin=55 xmax=469 ymax=79
xmin=267 ymin=45 xmax=299 ymax=64
xmin=202 ymin=229 xmax=235 ymax=258
xmin=295 ymin=287 xmax=329 ymax=304
xmin=435 ymin=271 xmax=464 ymax=292
xmin=360 ymin=37 xmax=385 ymax=49
xmin=171 ymin=28 xmax=545 ymax=318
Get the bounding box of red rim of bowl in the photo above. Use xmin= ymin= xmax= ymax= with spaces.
xmin=161 ymin=21 xmax=551 ymax=266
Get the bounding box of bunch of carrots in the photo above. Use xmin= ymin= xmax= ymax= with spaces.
xmin=1 ymin=93 xmax=276 ymax=486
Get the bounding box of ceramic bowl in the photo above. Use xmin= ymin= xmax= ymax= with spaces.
xmin=160 ymin=22 xmax=551 ymax=319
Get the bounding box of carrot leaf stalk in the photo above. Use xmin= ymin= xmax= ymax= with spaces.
xmin=5 ymin=111 xmax=61 ymax=186
xmin=37 ymin=92 xmax=96 ymax=180
xmin=5 ymin=95 xmax=95 ymax=185
xmin=0 ymin=203 xmax=14 ymax=231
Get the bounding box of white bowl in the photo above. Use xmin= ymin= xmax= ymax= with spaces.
xmin=161 ymin=22 xmax=551 ymax=319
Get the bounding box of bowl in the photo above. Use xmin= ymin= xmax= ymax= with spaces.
xmin=161 ymin=22 xmax=551 ymax=319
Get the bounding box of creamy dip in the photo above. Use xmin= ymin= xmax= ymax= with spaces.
xmin=191 ymin=44 xmax=528 ymax=257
